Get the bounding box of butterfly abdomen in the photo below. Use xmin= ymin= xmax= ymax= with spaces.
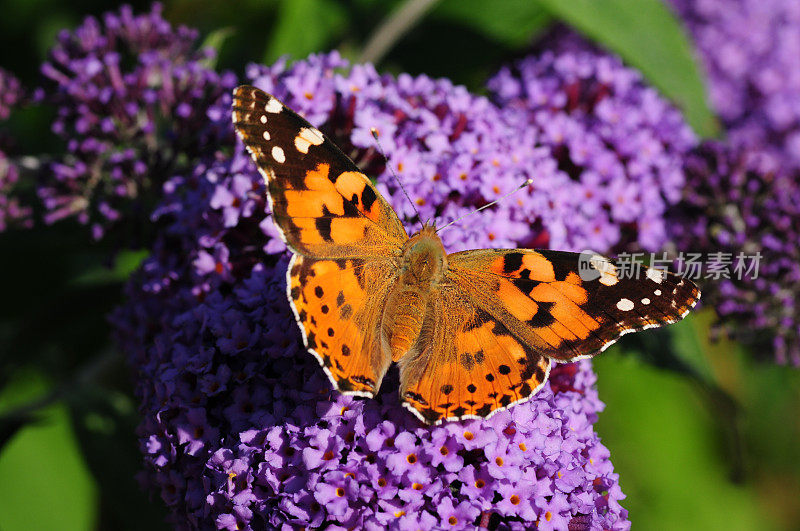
xmin=383 ymin=227 xmax=448 ymax=361
xmin=384 ymin=288 xmax=427 ymax=362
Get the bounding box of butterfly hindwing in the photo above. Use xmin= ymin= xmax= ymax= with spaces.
xmin=288 ymin=255 xmax=397 ymax=396
xmin=399 ymin=284 xmax=551 ymax=425
xmin=232 ymin=85 xmax=407 ymax=258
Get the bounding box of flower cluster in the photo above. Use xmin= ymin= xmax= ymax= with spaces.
xmin=109 ymin=50 xmax=658 ymax=528
xmin=668 ymin=141 xmax=800 ymax=365
xmin=669 ymin=0 xmax=800 ymax=168
xmin=0 ymin=67 xmax=32 ymax=231
xmin=488 ymin=32 xmax=696 ymax=252
xmin=37 ymin=3 xmax=236 ymax=240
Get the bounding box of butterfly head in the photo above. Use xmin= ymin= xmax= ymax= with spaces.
xmin=400 ymin=224 xmax=447 ymax=286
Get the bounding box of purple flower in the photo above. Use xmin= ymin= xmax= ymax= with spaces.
xmin=37 ymin=3 xmax=237 ymax=241
xmin=668 ymin=141 xmax=800 ymax=365
xmin=669 ymin=0 xmax=800 ymax=168
xmin=100 ymin=42 xmax=702 ymax=528
xmin=488 ymin=32 xmax=697 ymax=252
xmin=0 ymin=68 xmax=32 ymax=231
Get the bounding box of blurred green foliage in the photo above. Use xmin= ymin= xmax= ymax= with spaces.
xmin=0 ymin=0 xmax=796 ymax=529
xmin=0 ymin=372 xmax=98 ymax=531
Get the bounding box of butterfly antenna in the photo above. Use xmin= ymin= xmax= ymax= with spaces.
xmin=370 ymin=128 xmax=423 ymax=227
xmin=437 ymin=178 xmax=534 ymax=233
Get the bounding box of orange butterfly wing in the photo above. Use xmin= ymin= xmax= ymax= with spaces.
xmin=288 ymin=256 xmax=398 ymax=396
xmin=232 ymin=85 xmax=406 ymax=396
xmin=232 ymin=85 xmax=407 ymax=258
xmin=399 ymin=284 xmax=552 ymax=424
xmin=399 ymin=249 xmax=700 ymax=424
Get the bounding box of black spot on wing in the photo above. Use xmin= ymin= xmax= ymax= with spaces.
xmin=550 ymin=257 xmax=576 ymax=281
xmin=315 ymin=206 xmax=333 ymax=241
xmin=404 ymin=390 xmax=428 ymax=405
xmin=422 ymin=409 xmax=442 ymax=423
xmin=476 ymin=403 xmax=492 ymax=417
xmin=503 ymin=252 xmax=524 ymax=274
xmin=361 ymin=186 xmax=377 ymax=211
xmin=352 ymin=375 xmax=376 ymax=388
xmin=511 ymin=277 xmax=541 ymax=295
xmin=527 ymin=301 xmax=556 ymax=328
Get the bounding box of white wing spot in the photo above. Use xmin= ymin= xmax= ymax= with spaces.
xmin=265 ymin=99 xmax=283 ymax=113
xmin=260 ymin=115 xmax=267 ymax=124
xmin=262 ymin=130 xmax=271 ymax=141
xmin=294 ymin=127 xmax=325 ymax=154
xmin=646 ymin=268 xmax=665 ymax=284
xmin=654 ymin=289 xmax=662 ymax=296
xmin=590 ymin=254 xmax=619 ymax=286
xmin=641 ymin=298 xmax=651 ymax=305
xmin=617 ymin=298 xmax=635 ymax=311
xmin=271 ymin=146 xmax=286 ymax=163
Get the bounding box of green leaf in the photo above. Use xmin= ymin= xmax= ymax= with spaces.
xmin=534 ymin=0 xmax=719 ymax=138
xmin=68 ymin=386 xmax=169 ymax=530
xmin=435 ymin=0 xmax=552 ymax=47
xmin=593 ymin=354 xmax=770 ymax=530
xmin=200 ymin=27 xmax=236 ymax=69
xmin=0 ymin=372 xmax=97 ymax=531
xmin=264 ymin=0 xmax=347 ymax=63
xmin=69 ymin=249 xmax=148 ymax=287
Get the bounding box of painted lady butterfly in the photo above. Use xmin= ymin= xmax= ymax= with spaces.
xmin=232 ymin=85 xmax=701 ymax=425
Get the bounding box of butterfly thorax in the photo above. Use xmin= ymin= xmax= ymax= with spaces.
xmin=383 ymin=225 xmax=447 ymax=361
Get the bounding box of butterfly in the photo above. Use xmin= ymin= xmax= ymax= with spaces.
xmin=231 ymin=85 xmax=701 ymax=425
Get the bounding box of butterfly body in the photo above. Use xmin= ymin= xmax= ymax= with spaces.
xmin=386 ymin=225 xmax=447 ymax=360
xmin=232 ymin=85 xmax=701 ymax=425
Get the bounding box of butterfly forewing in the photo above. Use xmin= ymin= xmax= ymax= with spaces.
xmin=231 ymin=85 xmax=407 ymax=258
xmin=446 ymin=249 xmax=701 ymax=362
